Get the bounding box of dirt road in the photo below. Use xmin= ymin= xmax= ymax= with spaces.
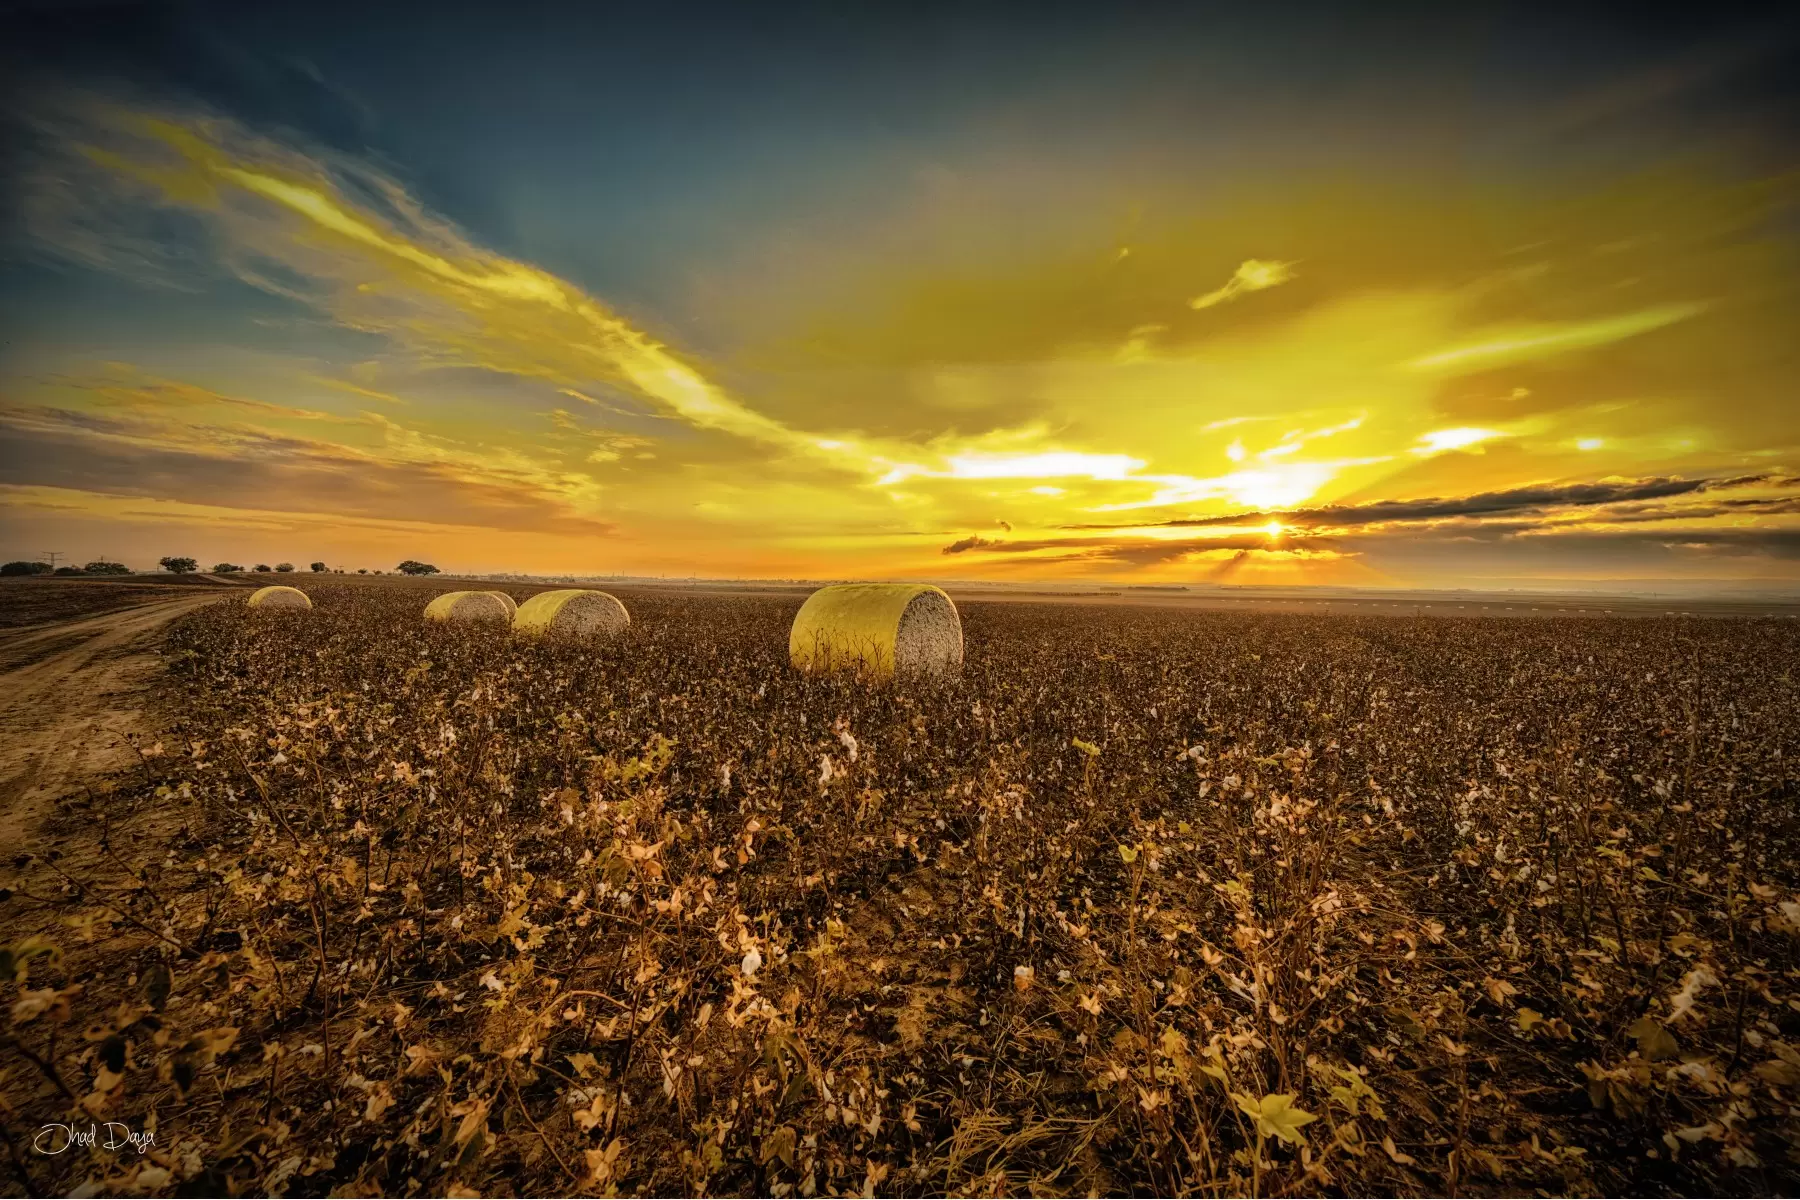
xmin=0 ymin=594 xmax=222 ymax=850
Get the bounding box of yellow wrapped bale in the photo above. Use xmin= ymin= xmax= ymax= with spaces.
xmin=789 ymin=583 xmax=963 ymax=679
xmin=483 ymin=591 xmax=519 ymax=616
xmin=423 ymin=590 xmax=511 ymax=624
xmin=246 ymin=585 xmax=312 ymax=611
xmin=512 ymin=589 xmax=630 ymax=639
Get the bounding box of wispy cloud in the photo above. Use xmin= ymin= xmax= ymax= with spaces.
xmin=1068 ymin=474 xmax=1782 ymax=532
xmin=0 ymin=392 xmax=617 ymax=535
xmin=1407 ymin=303 xmax=1704 ymax=371
xmin=34 ymin=102 xmax=829 ymax=460
xmin=880 ymin=449 xmax=1147 ymax=486
xmin=1189 ymin=258 xmax=1297 ymax=310
xmin=306 ymin=375 xmax=408 ymax=405
xmin=1413 ymin=426 xmax=1505 ymax=455
xmin=34 ymin=99 xmax=1320 ymax=514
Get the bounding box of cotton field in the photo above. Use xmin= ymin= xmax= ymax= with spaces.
xmin=5 ymin=583 xmax=1798 ymax=1197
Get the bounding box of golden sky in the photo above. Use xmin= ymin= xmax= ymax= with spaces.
xmin=2 ymin=10 xmax=1797 ymax=590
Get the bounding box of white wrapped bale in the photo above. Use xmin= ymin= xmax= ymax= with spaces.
xmin=423 ymin=590 xmax=511 ymax=624
xmin=512 ymin=589 xmax=630 ymax=640
xmin=246 ymin=585 xmax=312 ymax=611
xmin=789 ymin=583 xmax=962 ymax=680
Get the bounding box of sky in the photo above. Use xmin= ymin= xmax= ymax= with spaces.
xmin=1 ymin=0 xmax=1797 ymax=590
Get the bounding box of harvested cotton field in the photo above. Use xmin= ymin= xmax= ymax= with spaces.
xmin=3 ymin=581 xmax=1799 ymax=1198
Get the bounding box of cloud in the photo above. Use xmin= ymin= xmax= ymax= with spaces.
xmin=24 ymin=99 xmax=852 ymax=465
xmin=1413 ymin=427 xmax=1505 ymax=455
xmin=27 ymin=98 xmax=1305 ymax=512
xmin=1407 ymin=303 xmax=1705 ymax=372
xmin=0 ymin=400 xmax=617 ymax=536
xmin=1189 ymin=258 xmax=1297 ymax=311
xmin=882 ymin=449 xmax=1147 ymax=486
xmin=1387 ymin=522 xmax=1800 ymax=560
xmin=940 ymin=530 xmax=1334 ymax=565
xmin=1068 ymin=474 xmax=1781 ymax=532
xmin=306 ymin=375 xmax=408 ymax=405
xmin=1628 ymin=529 xmax=1800 ymax=558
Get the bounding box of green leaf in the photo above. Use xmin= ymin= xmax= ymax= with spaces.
xmin=1232 ymin=1092 xmax=1317 ymax=1146
xmin=1327 ymin=1069 xmax=1376 ymax=1116
xmin=1117 ymin=844 xmax=1139 ymax=865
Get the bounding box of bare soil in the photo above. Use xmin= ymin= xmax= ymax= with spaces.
xmin=0 ymin=577 xmax=256 ymax=630
xmin=0 ymin=596 xmax=225 ymax=851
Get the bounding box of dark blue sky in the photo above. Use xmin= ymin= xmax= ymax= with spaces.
xmin=7 ymin=0 xmax=1796 ymax=335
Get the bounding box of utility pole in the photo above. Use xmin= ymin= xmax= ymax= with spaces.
xmin=41 ymin=550 xmax=63 ymax=571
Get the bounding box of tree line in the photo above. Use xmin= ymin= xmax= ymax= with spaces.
xmin=2 ymin=558 xmax=442 ymax=577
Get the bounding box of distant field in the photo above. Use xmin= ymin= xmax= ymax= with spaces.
xmin=0 ymin=577 xmax=242 ymax=628
xmin=12 ymin=569 xmax=1794 ymax=624
xmin=3 ymin=579 xmax=1796 ymax=1197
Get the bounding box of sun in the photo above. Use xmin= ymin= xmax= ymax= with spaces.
xmin=1264 ymin=520 xmax=1284 ymax=538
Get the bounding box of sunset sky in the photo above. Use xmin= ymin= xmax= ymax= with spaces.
xmin=2 ymin=1 xmax=1797 ymax=590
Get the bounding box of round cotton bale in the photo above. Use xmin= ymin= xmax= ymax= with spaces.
xmin=789 ymin=583 xmax=962 ymax=680
xmin=423 ymin=590 xmax=511 ymax=624
xmin=512 ymin=589 xmax=630 ymax=640
xmin=246 ymin=585 xmax=312 ymax=612
xmin=483 ymin=590 xmax=519 ymax=616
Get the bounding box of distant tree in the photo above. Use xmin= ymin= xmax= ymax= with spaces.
xmin=309 ymin=561 xmax=328 ymax=573
xmin=396 ymin=560 xmax=440 ymax=576
xmin=1 ymin=561 xmax=53 ymax=576
xmin=254 ymin=564 xmax=273 ymax=573
xmin=275 ymin=563 xmax=295 ymax=573
xmin=159 ymin=556 xmax=198 ymax=574
xmin=211 ymin=563 xmax=243 ymax=574
xmin=357 ymin=568 xmax=368 ymax=575
xmin=83 ymin=561 xmax=131 ymax=575
xmin=53 ymin=566 xmax=85 ymax=576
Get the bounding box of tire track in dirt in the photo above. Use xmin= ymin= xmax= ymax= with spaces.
xmin=0 ymin=595 xmax=224 ymax=850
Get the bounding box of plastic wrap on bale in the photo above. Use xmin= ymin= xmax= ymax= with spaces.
xmin=789 ymin=583 xmax=962 ymax=680
xmin=246 ymin=585 xmax=312 ymax=611
xmin=423 ymin=591 xmax=512 ymax=623
xmin=512 ymin=589 xmax=630 ymax=639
